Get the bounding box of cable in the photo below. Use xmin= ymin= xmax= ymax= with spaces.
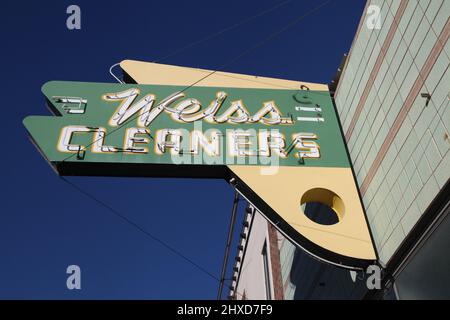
xmin=63 ymin=0 xmax=333 ymax=163
xmin=217 ymin=191 xmax=240 ymax=300
xmin=57 ymin=0 xmax=334 ymax=299
xmin=108 ymin=0 xmax=293 ymax=84
xmin=218 ymin=0 xmax=332 ymax=69
xmin=59 ymin=176 xmax=219 ymax=282
xmin=153 ymin=0 xmax=294 ymax=64
xmin=109 ymin=62 xmax=124 ymax=84
xmin=60 ymin=175 xmax=247 ymax=299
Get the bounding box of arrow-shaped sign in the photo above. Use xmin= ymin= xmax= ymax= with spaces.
xmin=24 ymin=61 xmax=376 ymax=269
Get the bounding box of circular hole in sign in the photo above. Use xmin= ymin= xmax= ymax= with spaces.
xmin=300 ymin=188 xmax=344 ymax=226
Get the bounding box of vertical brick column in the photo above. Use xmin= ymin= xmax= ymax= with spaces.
xmin=267 ymin=223 xmax=284 ymax=300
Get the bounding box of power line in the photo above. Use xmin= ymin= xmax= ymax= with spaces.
xmin=109 ymin=0 xmax=294 ymax=84
xmin=153 ymin=0 xmax=294 ymax=63
xmin=59 ymin=176 xmax=219 ymax=281
xmin=57 ymin=0 xmax=334 ymax=299
xmin=60 ymin=175 xmax=246 ymax=299
xmin=61 ymin=0 xmax=333 ymax=164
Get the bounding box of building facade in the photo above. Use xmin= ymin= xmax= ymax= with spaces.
xmin=230 ymin=0 xmax=450 ymax=300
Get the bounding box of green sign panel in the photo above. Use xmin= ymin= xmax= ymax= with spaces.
xmin=23 ymin=81 xmax=349 ymax=171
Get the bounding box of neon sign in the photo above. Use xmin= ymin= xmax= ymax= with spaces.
xmin=24 ymin=62 xmax=376 ymax=270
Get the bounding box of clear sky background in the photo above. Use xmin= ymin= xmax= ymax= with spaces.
xmin=0 ymin=0 xmax=365 ymax=299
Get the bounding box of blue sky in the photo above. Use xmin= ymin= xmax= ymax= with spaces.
xmin=0 ymin=0 xmax=364 ymax=299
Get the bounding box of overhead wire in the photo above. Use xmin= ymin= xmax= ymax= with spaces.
xmin=152 ymin=0 xmax=294 ymax=64
xmin=108 ymin=0 xmax=293 ymax=85
xmin=62 ymin=0 xmax=333 ymax=163
xmin=58 ymin=0 xmax=334 ymax=299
